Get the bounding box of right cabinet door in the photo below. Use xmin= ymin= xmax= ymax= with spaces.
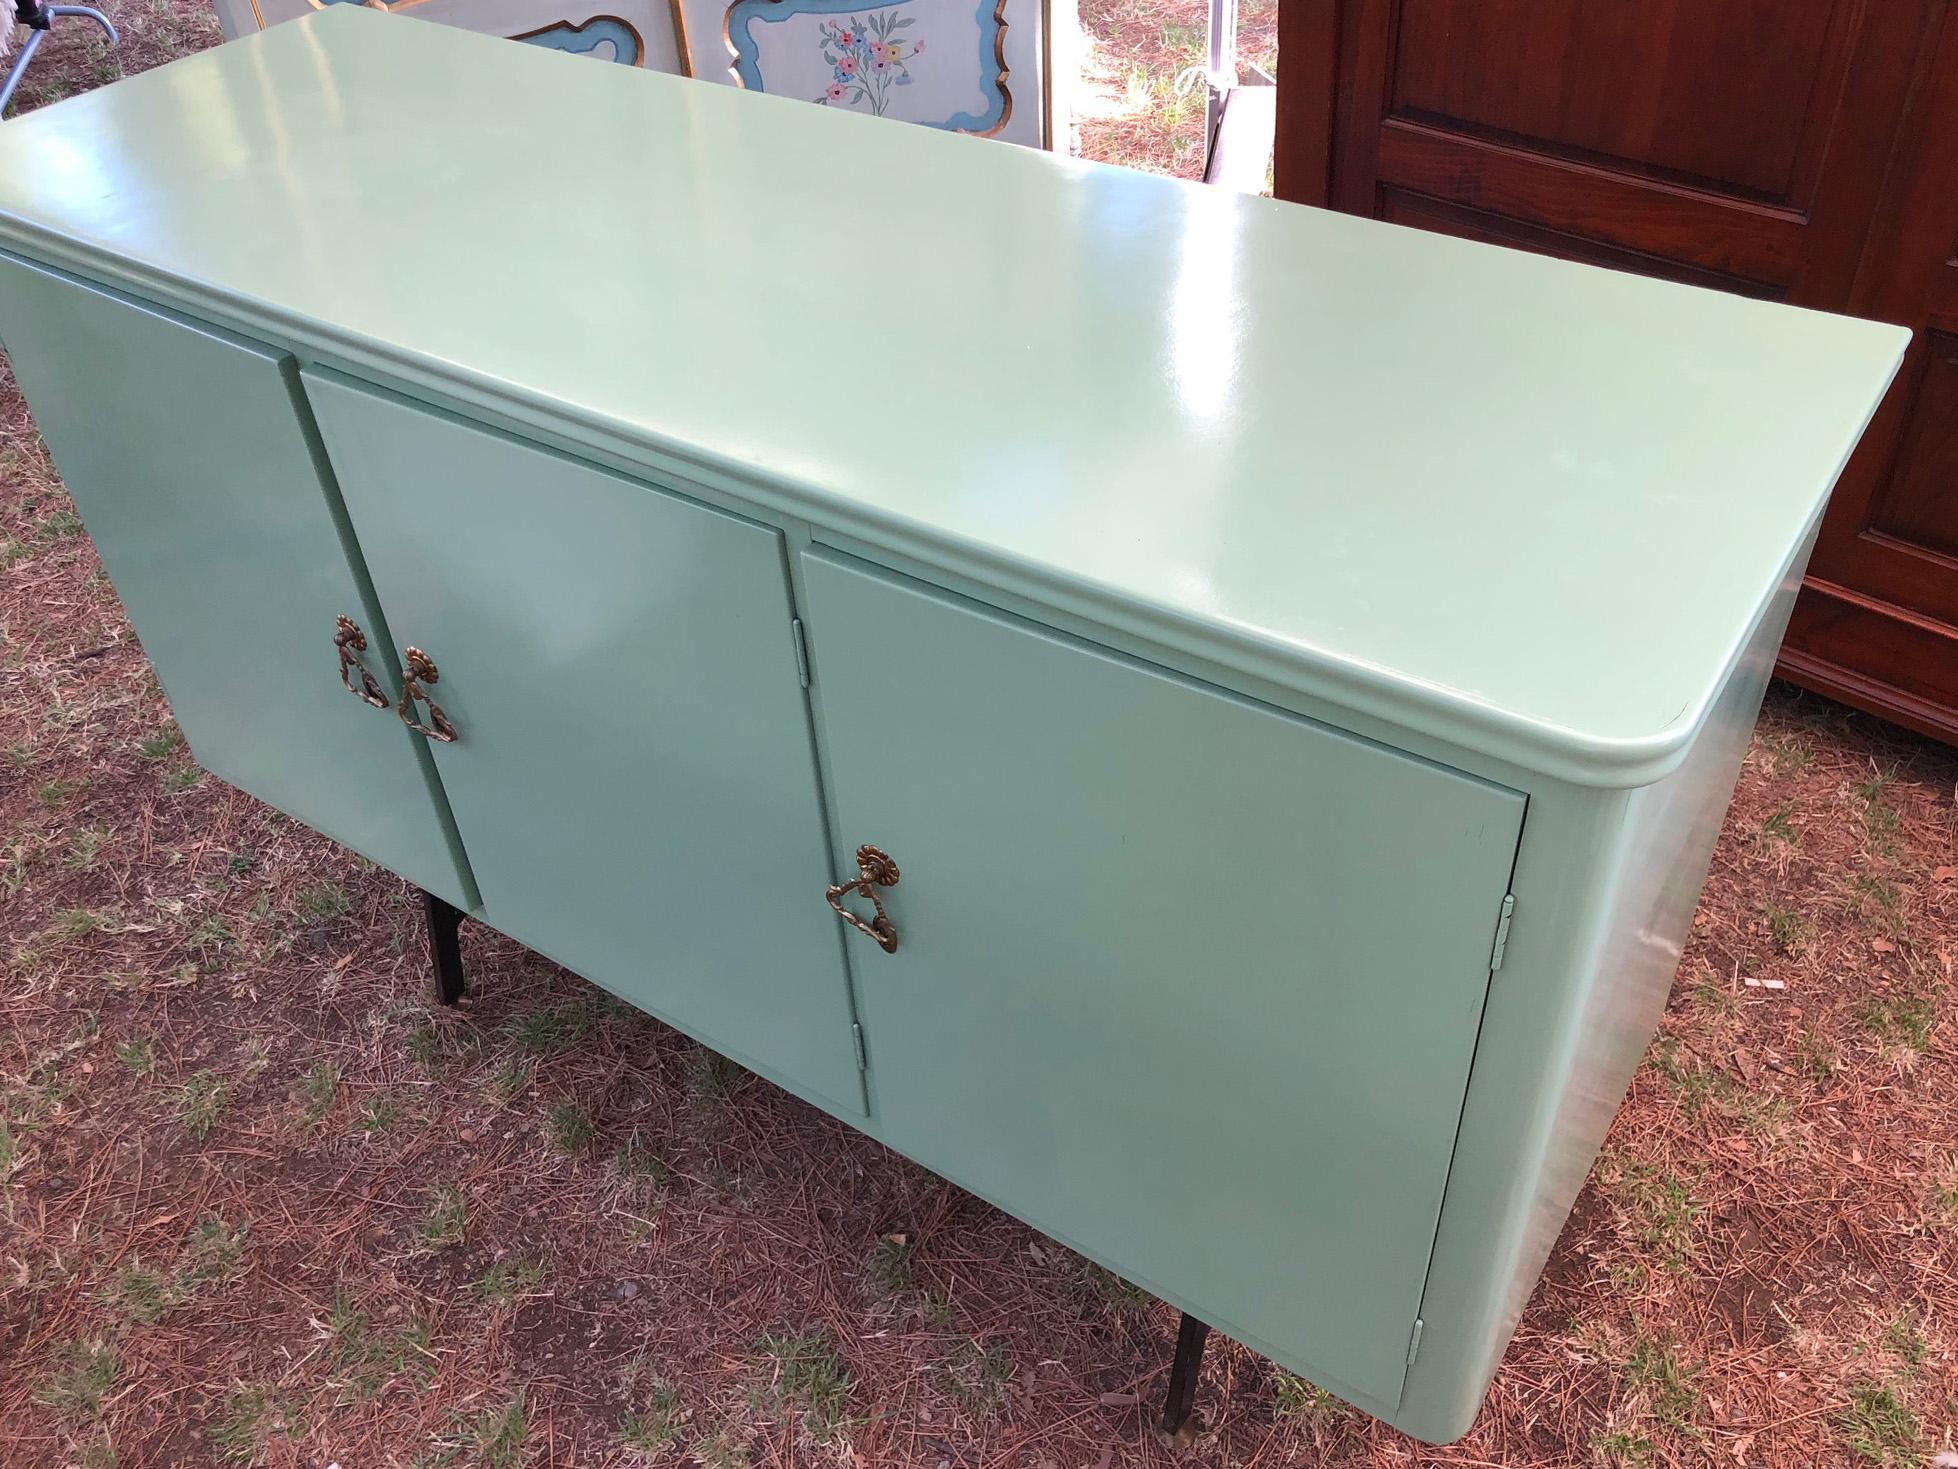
xmin=803 ymin=552 xmax=1525 ymax=1407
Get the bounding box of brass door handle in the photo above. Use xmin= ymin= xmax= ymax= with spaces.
xmin=334 ymin=615 xmax=388 ymax=708
xmin=397 ymin=646 xmax=457 ymax=742
xmin=826 ymin=844 xmax=899 ymax=953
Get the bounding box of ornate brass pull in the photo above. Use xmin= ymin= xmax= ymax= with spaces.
xmin=334 ymin=615 xmax=388 ymax=708
xmin=397 ymin=646 xmax=457 ymax=743
xmin=826 ymin=844 xmax=899 ymax=953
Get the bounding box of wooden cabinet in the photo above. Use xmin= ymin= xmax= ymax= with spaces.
xmin=1277 ymin=0 xmax=1958 ymax=743
xmin=0 ymin=10 xmax=1906 ymax=1442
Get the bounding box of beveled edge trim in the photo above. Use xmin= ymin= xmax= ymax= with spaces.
xmin=0 ymin=224 xmax=1895 ymax=791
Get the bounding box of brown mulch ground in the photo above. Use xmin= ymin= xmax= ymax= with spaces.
xmin=4 ymin=7 xmax=1958 ymax=1468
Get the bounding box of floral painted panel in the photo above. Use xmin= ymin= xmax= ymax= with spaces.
xmin=725 ymin=0 xmax=1010 ymax=136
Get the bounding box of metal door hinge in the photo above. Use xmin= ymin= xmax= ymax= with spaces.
xmin=1488 ymin=894 xmax=1515 ymax=972
xmin=851 ymin=1021 xmax=867 ymax=1071
xmin=1406 ymin=1318 xmax=1425 ymax=1366
xmin=790 ymin=618 xmax=811 ymax=688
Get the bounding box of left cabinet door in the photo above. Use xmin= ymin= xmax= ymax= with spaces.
xmin=302 ymin=369 xmax=866 ymax=1116
xmin=0 ymin=256 xmax=476 ymax=908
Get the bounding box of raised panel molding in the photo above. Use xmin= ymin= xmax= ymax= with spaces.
xmin=1384 ymin=0 xmax=1851 ymax=205
xmin=1867 ymin=329 xmax=1958 ymax=563
xmin=1377 ymin=187 xmax=1783 ymax=299
xmin=1783 ymin=581 xmax=1958 ymax=746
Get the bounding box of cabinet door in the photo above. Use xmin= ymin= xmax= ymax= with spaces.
xmin=0 ymin=255 xmax=475 ymax=907
xmin=803 ymin=553 xmax=1524 ymax=1407
xmin=303 ymin=371 xmax=864 ymax=1115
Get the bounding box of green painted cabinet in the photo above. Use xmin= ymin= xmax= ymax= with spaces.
xmin=0 ymin=9 xmax=1909 ymax=1442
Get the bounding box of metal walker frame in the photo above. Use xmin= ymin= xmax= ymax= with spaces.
xmin=2 ymin=0 xmax=118 ymax=117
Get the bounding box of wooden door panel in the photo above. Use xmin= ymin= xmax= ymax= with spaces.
xmin=1791 ymin=7 xmax=1958 ymax=740
xmin=1378 ymin=188 xmax=1780 ymax=297
xmin=1868 ymin=333 xmax=1958 ymax=564
xmin=1387 ymin=0 xmax=1843 ymax=202
xmin=1369 ymin=122 xmax=1796 ymax=295
xmin=1295 ymin=0 xmax=1936 ymax=308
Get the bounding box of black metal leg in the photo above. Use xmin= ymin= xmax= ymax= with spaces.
xmin=424 ymin=889 xmax=466 ymax=1005
xmin=1160 ymin=1312 xmax=1210 ymax=1436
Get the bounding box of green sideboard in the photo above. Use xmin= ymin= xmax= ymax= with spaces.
xmin=0 ymin=8 xmax=1906 ymax=1442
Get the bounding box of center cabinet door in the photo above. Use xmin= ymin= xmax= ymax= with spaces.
xmin=802 ymin=552 xmax=1526 ymax=1408
xmin=304 ymin=371 xmax=865 ymax=1115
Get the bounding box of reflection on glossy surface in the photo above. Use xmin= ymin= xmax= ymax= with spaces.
xmin=0 ymin=6 xmax=1907 ymax=784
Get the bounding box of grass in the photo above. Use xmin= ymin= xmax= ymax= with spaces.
xmin=687 ymin=1045 xmax=744 ymax=1109
xmin=546 ymin=1101 xmax=595 ymax=1153
xmin=1837 ymin=1380 xmax=1922 ymax=1466
xmin=1857 ymin=990 xmax=1937 ymax=1053
xmin=1851 ymin=774 xmax=1905 ymax=857
xmin=160 ymin=766 xmax=202 ymax=794
xmin=114 ymin=1034 xmax=156 ymax=1079
xmin=135 ymin=723 xmax=183 ymax=759
xmin=1759 ymin=802 xmax=1798 ymax=844
xmin=294 ymin=880 xmax=351 ymax=922
xmin=1082 ymin=1260 xmax=1151 ymax=1310
xmin=1596 ymin=1152 xmax=1697 ymax=1273
xmin=296 ymin=1060 xmax=339 ymax=1124
xmin=101 ymin=1217 xmax=245 ymax=1323
xmin=35 ymin=1339 xmax=116 ymax=1419
xmin=471 ymin=1257 xmax=547 ymax=1307
xmin=504 ymin=1004 xmax=591 ymax=1057
xmin=66 ymin=824 xmax=113 ymax=868
xmin=103 ymin=1260 xmax=177 ymax=1324
xmin=420 ymin=1185 xmax=467 ymax=1248
xmin=355 ymin=1092 xmax=406 ymax=1138
xmin=211 ymin=1385 xmax=299 ymax=1461
xmin=1757 ymin=899 xmax=1812 ymax=956
xmin=617 ymin=1377 xmax=682 ymax=1453
xmin=176 ymin=1070 xmax=229 ymax=1140
xmin=1273 ymin=1368 xmax=1352 ymax=1422
xmin=865 ymin=1233 xmax=915 ymax=1297
xmin=186 ymin=1216 xmax=246 ymax=1284
xmin=615 ymin=1129 xmax=668 ymax=1186
xmin=456 ymin=1393 xmax=528 ymax=1469
xmin=1593 ymin=1429 xmax=1655 ymax=1468
xmin=49 ymin=907 xmax=117 ymax=941
xmin=325 ymin=1290 xmax=435 ymax=1401
xmin=1622 ymin=1335 xmax=1699 ymax=1431
xmin=1881 ymin=1308 xmax=1928 ymax=1368
xmin=1846 ymin=874 xmax=1905 ymax=937
xmin=941 ymin=1337 xmax=1013 ymax=1419
xmin=752 ymin=1331 xmax=851 ymax=1441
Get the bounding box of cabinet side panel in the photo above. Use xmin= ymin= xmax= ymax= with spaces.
xmin=1397 ymin=539 xmax=1808 ymax=1442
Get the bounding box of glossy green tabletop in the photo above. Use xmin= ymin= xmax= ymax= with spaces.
xmin=0 ymin=8 xmax=1906 ymax=785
